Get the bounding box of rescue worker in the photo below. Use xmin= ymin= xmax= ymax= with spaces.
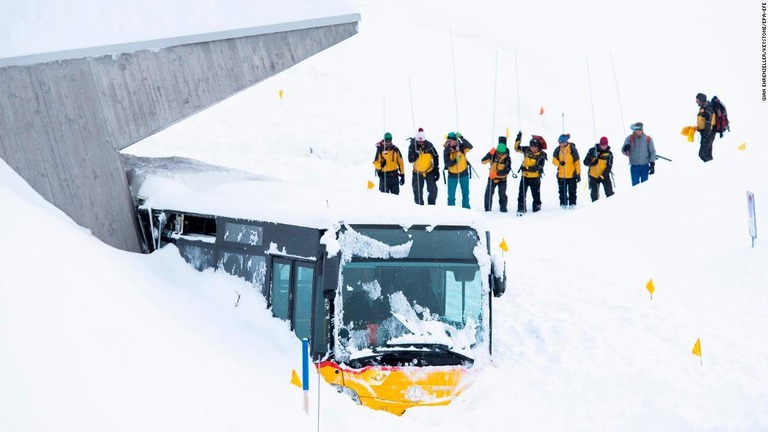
xmin=514 ymin=132 xmax=548 ymax=215
xmin=583 ymin=136 xmax=614 ymax=202
xmin=407 ymin=127 xmax=440 ymax=205
xmin=443 ymin=132 xmax=473 ymax=209
xmin=373 ymin=132 xmax=405 ymax=195
xmin=695 ymin=92 xmax=716 ymax=162
xmin=552 ymin=133 xmax=581 ymax=208
xmin=621 ymin=122 xmax=656 ymax=186
xmin=481 ymin=136 xmax=512 ymax=212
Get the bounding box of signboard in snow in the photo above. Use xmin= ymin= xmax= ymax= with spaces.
xmin=747 ymin=191 xmax=757 ymax=247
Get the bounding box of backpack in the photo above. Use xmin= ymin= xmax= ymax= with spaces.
xmin=711 ymin=96 xmax=730 ymax=138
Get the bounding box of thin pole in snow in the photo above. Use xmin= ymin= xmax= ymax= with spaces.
xmin=408 ymin=77 xmax=416 ymax=134
xmin=585 ymin=55 xmax=597 ymax=143
xmin=561 ymin=112 xmax=565 ymax=134
xmin=491 ymin=48 xmax=499 ymax=144
xmin=382 ymin=96 xmax=386 ymax=133
xmin=316 ymin=359 xmax=321 ymax=432
xmin=610 ymin=52 xmax=627 ymax=134
xmin=450 ymin=29 xmax=460 ymax=130
xmin=514 ymin=50 xmax=522 ymax=128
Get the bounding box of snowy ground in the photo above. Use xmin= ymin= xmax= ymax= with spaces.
xmin=2 ymin=0 xmax=768 ymax=431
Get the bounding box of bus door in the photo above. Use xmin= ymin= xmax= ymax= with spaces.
xmin=270 ymin=257 xmax=315 ymax=340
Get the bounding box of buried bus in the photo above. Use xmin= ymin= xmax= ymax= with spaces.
xmin=125 ymin=155 xmax=506 ymax=415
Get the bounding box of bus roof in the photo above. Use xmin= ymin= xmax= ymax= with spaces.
xmin=124 ymin=155 xmax=490 ymax=232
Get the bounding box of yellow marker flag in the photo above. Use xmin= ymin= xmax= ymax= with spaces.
xmin=687 ymin=127 xmax=695 ymax=142
xmin=290 ymin=369 xmax=302 ymax=388
xmin=367 ymin=180 xmax=375 ymax=190
xmin=692 ymin=338 xmax=702 ymax=357
xmin=646 ymin=278 xmax=655 ymax=297
xmin=499 ymin=238 xmax=508 ymax=252
xmin=738 ymin=142 xmax=747 ymax=151
xmin=679 ymin=126 xmax=689 ymax=135
xmin=279 ymin=89 xmax=284 ymax=100
xmin=505 ymin=128 xmax=509 ymax=138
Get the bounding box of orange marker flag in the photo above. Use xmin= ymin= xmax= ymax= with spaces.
xmin=738 ymin=142 xmax=747 ymax=151
xmin=499 ymin=238 xmax=508 ymax=252
xmin=290 ymin=369 xmax=302 ymax=388
xmin=367 ymin=180 xmax=375 ymax=190
xmin=279 ymin=89 xmax=284 ymax=100
xmin=646 ymin=278 xmax=655 ymax=299
xmin=539 ymin=106 xmax=544 ymax=115
xmin=692 ymin=338 xmax=703 ymax=365
xmin=692 ymin=338 xmax=702 ymax=356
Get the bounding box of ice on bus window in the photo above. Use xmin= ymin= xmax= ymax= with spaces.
xmin=178 ymin=244 xmax=214 ymax=271
xmin=223 ymin=222 xmax=263 ymax=245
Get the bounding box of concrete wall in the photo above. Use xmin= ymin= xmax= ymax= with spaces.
xmin=0 ymin=21 xmax=358 ymax=252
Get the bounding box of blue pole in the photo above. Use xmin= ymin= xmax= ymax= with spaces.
xmin=302 ymin=338 xmax=310 ymax=414
xmin=302 ymin=338 xmax=310 ymax=391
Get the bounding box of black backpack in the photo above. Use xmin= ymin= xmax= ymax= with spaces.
xmin=711 ymin=96 xmax=730 ymax=138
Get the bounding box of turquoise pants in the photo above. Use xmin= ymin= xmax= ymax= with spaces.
xmin=447 ymin=175 xmax=470 ymax=209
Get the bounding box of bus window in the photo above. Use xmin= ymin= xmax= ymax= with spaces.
xmin=244 ymin=255 xmax=267 ymax=295
xmin=218 ymin=252 xmax=244 ymax=276
xmin=178 ymin=244 xmax=215 ymax=271
xmin=444 ymin=268 xmax=481 ymax=326
xmin=293 ymin=264 xmax=314 ymax=340
xmin=223 ymin=222 xmax=263 ymax=246
xmin=271 ymin=260 xmax=291 ymax=321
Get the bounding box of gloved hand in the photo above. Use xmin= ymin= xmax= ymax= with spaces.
xmin=489 ymin=147 xmax=497 ymax=155
xmin=380 ymin=158 xmax=387 ymax=168
xmin=433 ymin=170 xmax=440 ymax=181
xmin=399 ymin=174 xmax=405 ymax=185
xmin=559 ymin=160 xmax=565 ymax=166
xmin=490 ymin=170 xmax=498 ymax=179
xmin=576 ymin=174 xmax=581 ymax=183
xmin=649 ymin=162 xmax=655 ymax=175
xmin=516 ymin=131 xmax=522 ymax=142
xmin=376 ymin=170 xmax=383 ymax=178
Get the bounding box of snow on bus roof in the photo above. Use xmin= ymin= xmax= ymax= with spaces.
xmin=124 ymin=155 xmax=489 ymax=232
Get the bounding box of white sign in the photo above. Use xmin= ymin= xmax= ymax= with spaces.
xmin=747 ymin=191 xmax=757 ymax=243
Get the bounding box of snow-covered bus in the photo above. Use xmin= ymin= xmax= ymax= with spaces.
xmin=125 ymin=155 xmax=506 ymax=415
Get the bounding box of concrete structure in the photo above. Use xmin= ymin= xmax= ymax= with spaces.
xmin=0 ymin=15 xmax=359 ymax=252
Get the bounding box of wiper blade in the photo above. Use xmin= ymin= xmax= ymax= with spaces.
xmin=384 ymin=343 xmax=474 ymax=364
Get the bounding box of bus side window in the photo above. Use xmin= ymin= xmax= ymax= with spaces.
xmin=293 ymin=264 xmax=314 ymax=340
xmin=271 ymin=260 xmax=291 ymax=321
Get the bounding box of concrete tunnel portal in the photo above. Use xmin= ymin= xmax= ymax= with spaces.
xmin=0 ymin=13 xmax=360 ymax=252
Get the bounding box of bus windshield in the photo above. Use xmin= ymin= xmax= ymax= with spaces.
xmin=338 ymin=260 xmax=483 ymax=364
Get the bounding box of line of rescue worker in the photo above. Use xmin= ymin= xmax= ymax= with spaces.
xmin=373 ymin=122 xmax=656 ymax=214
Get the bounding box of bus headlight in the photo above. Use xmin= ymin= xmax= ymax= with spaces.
xmin=331 ymin=384 xmax=361 ymax=405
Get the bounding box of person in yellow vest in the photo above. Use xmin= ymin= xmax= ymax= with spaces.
xmin=407 ymin=127 xmax=440 ymax=205
xmin=514 ymin=132 xmax=548 ymax=215
xmin=552 ymin=133 xmax=581 ymax=208
xmin=372 ymin=132 xmax=405 ymax=195
xmin=695 ymin=92 xmax=716 ymax=162
xmin=583 ymin=136 xmax=614 ymax=202
xmin=481 ymin=136 xmax=512 ymax=212
xmin=443 ymin=132 xmax=473 ymax=209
